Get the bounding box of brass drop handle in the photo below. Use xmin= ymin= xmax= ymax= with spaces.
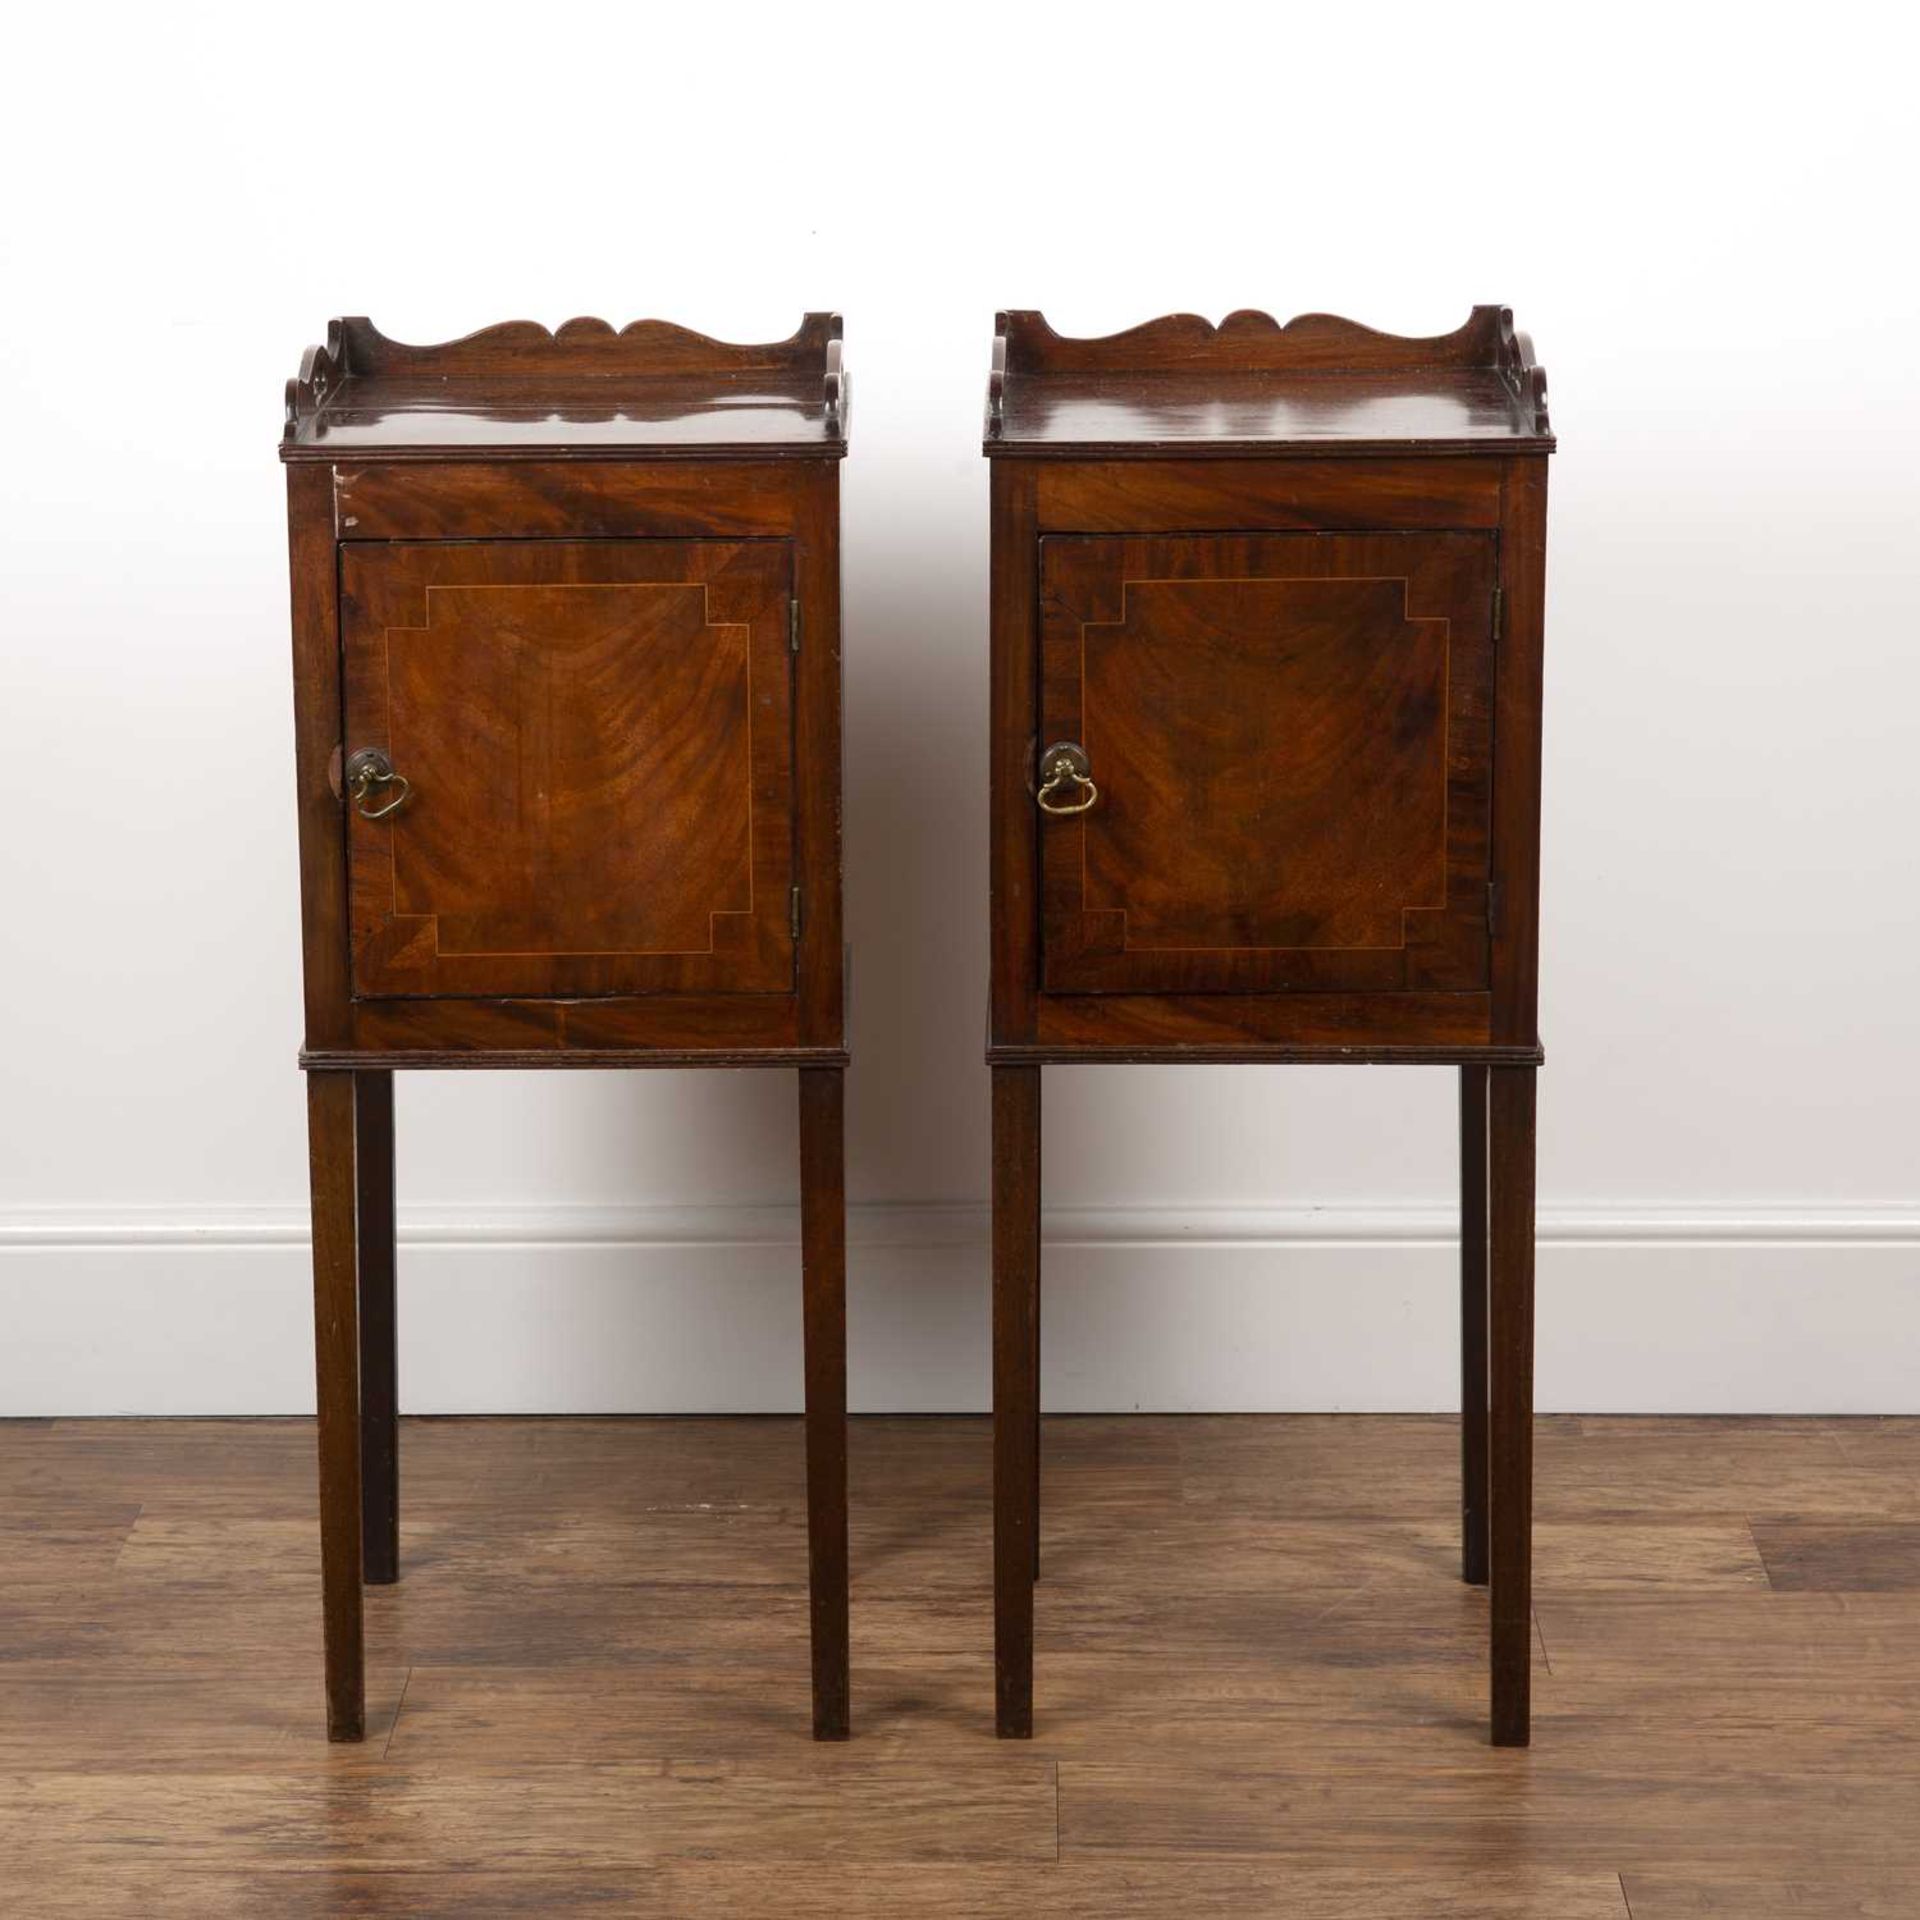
xmin=1035 ymin=741 xmax=1098 ymax=817
xmin=345 ymin=748 xmax=412 ymax=821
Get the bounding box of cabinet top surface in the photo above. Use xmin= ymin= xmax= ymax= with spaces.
xmin=984 ymin=307 xmax=1552 ymax=458
xmin=282 ymin=314 xmax=847 ymax=462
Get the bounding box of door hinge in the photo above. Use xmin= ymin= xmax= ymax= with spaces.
xmin=789 ymin=598 xmax=801 ymax=653
xmin=1491 ymin=584 xmax=1504 ymax=642
xmin=1486 ymin=879 xmax=1500 ymax=937
xmin=790 ymin=886 xmax=803 ymax=940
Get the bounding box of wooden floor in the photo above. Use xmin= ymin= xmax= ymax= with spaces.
xmin=4 ymin=1414 xmax=1919 ymax=1916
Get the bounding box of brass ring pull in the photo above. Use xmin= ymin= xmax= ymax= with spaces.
xmin=1036 ymin=741 xmax=1098 ymax=817
xmin=345 ymin=748 xmax=411 ymax=821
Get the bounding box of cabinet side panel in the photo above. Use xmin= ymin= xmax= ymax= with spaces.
xmin=990 ymin=462 xmax=1041 ymax=1043
xmin=1491 ymin=458 xmax=1549 ymax=1044
xmin=793 ymin=463 xmax=845 ymax=1045
xmin=287 ymin=464 xmax=349 ymax=1048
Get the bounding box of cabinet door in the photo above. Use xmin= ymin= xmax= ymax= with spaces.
xmin=1040 ymin=532 xmax=1495 ymax=995
xmin=340 ymin=539 xmax=792 ymax=998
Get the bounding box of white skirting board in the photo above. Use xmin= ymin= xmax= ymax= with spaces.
xmin=2 ymin=1203 xmax=1916 ymax=1416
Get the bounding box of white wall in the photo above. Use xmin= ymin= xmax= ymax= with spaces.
xmin=3 ymin=4 xmax=1916 ymax=1414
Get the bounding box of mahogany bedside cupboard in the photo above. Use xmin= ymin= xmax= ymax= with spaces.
xmin=982 ymin=307 xmax=1553 ymax=1745
xmin=279 ymin=314 xmax=852 ymax=1742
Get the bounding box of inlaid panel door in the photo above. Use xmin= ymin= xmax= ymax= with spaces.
xmin=339 ymin=539 xmax=794 ymax=998
xmin=1039 ymin=532 xmax=1497 ymax=995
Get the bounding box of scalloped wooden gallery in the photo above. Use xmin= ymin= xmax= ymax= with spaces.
xmin=982 ymin=307 xmax=1554 ymax=1745
xmin=281 ymin=315 xmax=852 ymax=1741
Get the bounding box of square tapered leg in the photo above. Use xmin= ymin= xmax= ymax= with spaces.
xmin=1489 ymin=1065 xmax=1537 ymax=1746
xmin=1460 ymin=1065 xmax=1490 ymax=1587
xmin=992 ymin=1064 xmax=1041 ymax=1738
xmin=1031 ymin=1252 xmax=1042 ymax=1584
xmin=799 ymin=1067 xmax=851 ymax=1739
xmin=306 ymin=1070 xmax=365 ymax=1741
xmin=354 ymin=1071 xmax=398 ymax=1587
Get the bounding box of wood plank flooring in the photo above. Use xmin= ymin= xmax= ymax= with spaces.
xmin=3 ymin=1413 xmax=1918 ymax=1916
